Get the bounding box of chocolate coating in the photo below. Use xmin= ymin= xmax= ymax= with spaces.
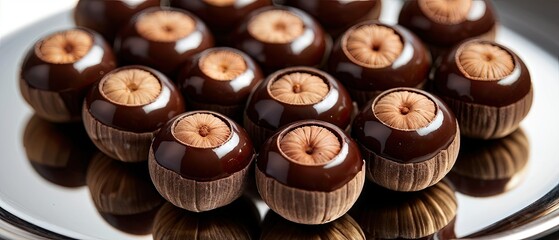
xmin=282 ymin=0 xmax=381 ymax=31
xmin=114 ymin=7 xmax=214 ymax=78
xmin=151 ymin=111 xmax=255 ymax=181
xmin=74 ymin=0 xmax=161 ymax=42
xmin=232 ymin=6 xmax=327 ymax=73
xmin=257 ymin=120 xmax=363 ymax=192
xmin=398 ymin=0 xmax=497 ymax=47
xmin=170 ymin=0 xmax=271 ymax=41
xmin=328 ymin=21 xmax=430 ymax=92
xmin=177 ymin=47 xmax=263 ymax=115
xmin=20 ymin=28 xmax=116 ymax=118
xmin=433 ymin=40 xmax=532 ymax=107
xmin=84 ymin=65 xmax=186 ymax=133
xmin=351 ymin=88 xmax=457 ymax=163
xmin=245 ymin=66 xmax=353 ymax=131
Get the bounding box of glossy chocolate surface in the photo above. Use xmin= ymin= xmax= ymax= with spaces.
xmin=21 ymin=28 xmax=116 ymax=117
xmin=114 ymin=7 xmax=214 ymax=78
xmin=74 ymin=0 xmax=160 ymax=42
xmin=398 ymin=0 xmax=497 ymax=47
xmin=433 ymin=40 xmax=532 ymax=107
xmin=232 ymin=6 xmax=327 ymax=73
xmin=328 ymin=21 xmax=430 ymax=91
xmin=351 ymin=88 xmax=457 ymax=163
xmin=151 ymin=111 xmax=255 ymax=181
xmin=170 ymin=0 xmax=271 ymax=32
xmin=256 ymin=120 xmax=363 ymax=192
xmin=178 ymin=47 xmax=263 ymax=105
xmin=85 ymin=65 xmax=185 ymax=133
xmin=23 ymin=115 xmax=94 ymax=188
xmin=283 ymin=0 xmax=379 ymax=28
xmin=245 ymin=66 xmax=353 ymax=131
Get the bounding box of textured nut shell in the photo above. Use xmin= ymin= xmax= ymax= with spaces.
xmin=443 ymin=86 xmax=533 ymax=139
xmin=362 ymin=126 xmax=460 ymax=192
xmin=374 ymin=90 xmax=436 ymax=130
xmin=149 ymin=149 xmax=251 ymax=212
xmin=344 ymin=24 xmax=404 ymax=68
xmin=457 ymin=42 xmax=514 ymax=81
xmin=83 ymin=105 xmax=155 ymax=162
xmin=199 ymin=50 xmax=247 ymax=81
xmin=20 ymin=79 xmax=76 ymax=122
xmin=248 ymin=10 xmax=304 ymax=44
xmin=269 ymin=72 xmax=329 ymax=105
xmin=203 ymin=0 xmax=236 ymax=7
xmin=419 ymin=0 xmax=472 ymax=24
xmin=100 ymin=69 xmax=162 ymax=106
xmin=256 ymin=165 xmax=365 ymax=224
xmin=36 ymin=29 xmax=93 ymax=64
xmin=135 ymin=10 xmax=195 ymax=42
xmin=261 ymin=213 xmax=365 ymax=240
xmin=86 ymin=153 xmax=163 ymax=215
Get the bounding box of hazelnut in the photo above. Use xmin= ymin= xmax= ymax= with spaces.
xmin=177 ymin=47 xmax=264 ymax=121
xmin=448 ymin=129 xmax=530 ymax=197
xmin=149 ymin=111 xmax=255 ymax=212
xmin=82 ymin=66 xmax=185 ymax=162
xmin=398 ymin=0 xmax=498 ymax=58
xmin=350 ymin=181 xmax=457 ymax=239
xmin=232 ymin=6 xmax=327 ymax=73
xmin=86 ymin=152 xmax=164 ymax=235
xmin=152 ymin=197 xmax=260 ymax=240
xmin=169 ymin=0 xmax=271 ymax=45
xmin=19 ymin=28 xmax=116 ymax=123
xmin=328 ymin=21 xmax=430 ymax=106
xmin=115 ymin=7 xmax=214 ymax=78
xmin=244 ymin=66 xmax=353 ymax=148
xmin=261 ymin=212 xmax=365 ymax=240
xmin=256 ymin=120 xmax=365 ymax=224
xmin=352 ymin=87 xmax=459 ymax=192
xmin=280 ymin=0 xmax=382 ymax=38
xmin=74 ymin=0 xmax=160 ymax=42
xmin=23 ymin=115 xmax=93 ymax=188
xmin=433 ymin=39 xmax=533 ymax=139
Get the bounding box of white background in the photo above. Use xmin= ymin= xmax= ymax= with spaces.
xmin=0 ymin=0 xmax=77 ymax=38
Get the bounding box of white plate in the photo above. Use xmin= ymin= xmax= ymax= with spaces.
xmin=1 ymin=1 xmax=558 ymax=239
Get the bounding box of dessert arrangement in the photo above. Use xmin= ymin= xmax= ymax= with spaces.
xmin=16 ymin=0 xmax=536 ymax=238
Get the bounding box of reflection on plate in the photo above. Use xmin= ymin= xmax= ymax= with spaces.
xmin=448 ymin=129 xmax=530 ymax=197
xmin=260 ymin=211 xmax=365 ymax=240
xmin=86 ymin=153 xmax=164 ymax=235
xmin=152 ymin=197 xmax=260 ymax=240
xmin=350 ymin=181 xmax=457 ymax=239
xmin=23 ymin=115 xmax=94 ymax=188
